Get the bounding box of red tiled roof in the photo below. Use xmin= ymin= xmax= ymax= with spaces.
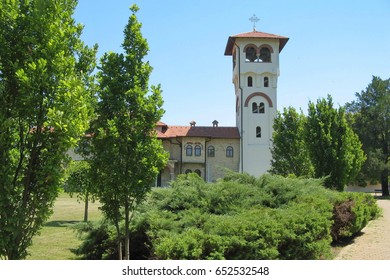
xmin=224 ymin=30 xmax=289 ymax=55
xmin=157 ymin=125 xmax=240 ymax=139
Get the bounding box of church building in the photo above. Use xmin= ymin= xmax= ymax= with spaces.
xmin=157 ymin=23 xmax=289 ymax=186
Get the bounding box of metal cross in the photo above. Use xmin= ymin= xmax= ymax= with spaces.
xmin=249 ymin=14 xmax=259 ymax=31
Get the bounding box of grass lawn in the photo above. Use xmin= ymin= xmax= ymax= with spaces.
xmin=26 ymin=192 xmax=102 ymax=260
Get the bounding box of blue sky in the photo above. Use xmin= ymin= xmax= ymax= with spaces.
xmin=74 ymin=0 xmax=390 ymax=126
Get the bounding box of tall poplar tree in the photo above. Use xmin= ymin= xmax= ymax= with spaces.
xmin=305 ymin=95 xmax=365 ymax=191
xmin=0 ymin=0 xmax=97 ymax=259
xmin=346 ymin=76 xmax=390 ymax=196
xmin=90 ymin=5 xmax=168 ymax=260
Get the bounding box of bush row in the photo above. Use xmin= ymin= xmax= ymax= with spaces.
xmin=73 ymin=173 xmax=380 ymax=260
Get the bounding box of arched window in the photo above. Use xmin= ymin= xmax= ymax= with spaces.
xmin=264 ymin=77 xmax=269 ymax=87
xmin=256 ymin=126 xmax=262 ymax=138
xmin=195 ymin=169 xmax=201 ymax=177
xmin=259 ymin=102 xmax=265 ymax=113
xmin=226 ymin=146 xmax=234 ymax=157
xmin=260 ymin=47 xmax=271 ymax=62
xmin=245 ymin=46 xmax=257 ymax=62
xmin=252 ymin=102 xmax=258 ymax=113
xmin=195 ymin=145 xmax=201 ymax=157
xmin=248 ymin=76 xmax=253 ymax=87
xmin=207 ymin=146 xmax=215 ymax=157
xmin=186 ymin=145 xmax=193 ymax=156
xmin=185 ymin=169 xmax=192 ymax=174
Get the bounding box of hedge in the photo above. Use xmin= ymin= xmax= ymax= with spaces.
xmin=73 ymin=173 xmax=380 ymax=260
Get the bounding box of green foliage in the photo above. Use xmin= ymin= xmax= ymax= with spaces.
xmin=331 ymin=192 xmax=380 ymax=241
xmin=270 ymin=107 xmax=314 ymax=177
xmin=71 ymin=221 xmax=119 ymax=260
xmin=133 ymin=174 xmax=354 ymax=260
xmin=305 ymin=95 xmax=366 ymax=191
xmin=346 ymin=76 xmax=390 ymax=196
xmin=270 ymin=99 xmax=365 ymax=191
xmin=64 ymin=160 xmax=93 ymax=199
xmin=89 ymin=5 xmax=168 ymax=259
xmin=73 ymin=173 xmax=380 ymax=260
xmin=64 ymin=160 xmax=96 ymax=222
xmin=0 ymin=0 xmax=97 ymax=259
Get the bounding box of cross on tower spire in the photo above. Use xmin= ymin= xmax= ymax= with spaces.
xmin=249 ymin=14 xmax=259 ymax=31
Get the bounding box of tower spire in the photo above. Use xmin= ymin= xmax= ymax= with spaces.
xmin=249 ymin=14 xmax=259 ymax=31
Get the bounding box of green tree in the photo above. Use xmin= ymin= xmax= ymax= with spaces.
xmin=90 ymin=5 xmax=168 ymax=260
xmin=305 ymin=95 xmax=365 ymax=191
xmin=64 ymin=160 xmax=95 ymax=222
xmin=0 ymin=0 xmax=97 ymax=259
xmin=346 ymin=76 xmax=390 ymax=196
xmin=270 ymin=107 xmax=314 ymax=177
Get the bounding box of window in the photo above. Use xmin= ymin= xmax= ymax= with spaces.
xmin=248 ymin=76 xmax=253 ymax=87
xmin=226 ymin=146 xmax=234 ymax=157
xmin=259 ymin=102 xmax=265 ymax=113
xmin=185 ymin=169 xmax=192 ymax=174
xmin=260 ymin=47 xmax=271 ymax=62
xmin=195 ymin=145 xmax=201 ymax=157
xmin=186 ymin=145 xmax=193 ymax=156
xmin=256 ymin=126 xmax=262 ymax=138
xmin=195 ymin=169 xmax=201 ymax=177
xmin=252 ymin=102 xmax=258 ymax=113
xmin=245 ymin=46 xmax=257 ymax=62
xmin=207 ymin=146 xmax=215 ymax=157
xmin=264 ymin=77 xmax=269 ymax=87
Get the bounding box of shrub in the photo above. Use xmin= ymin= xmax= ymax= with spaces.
xmin=136 ymin=173 xmax=340 ymax=259
xmin=331 ymin=192 xmax=381 ymax=242
xmin=71 ymin=221 xmax=119 ymax=260
xmin=276 ymin=200 xmax=333 ymax=259
xmin=73 ymin=172 xmax=380 ymax=259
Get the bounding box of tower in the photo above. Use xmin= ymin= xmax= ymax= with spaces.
xmin=224 ymin=24 xmax=288 ymax=176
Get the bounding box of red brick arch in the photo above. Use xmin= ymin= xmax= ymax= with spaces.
xmin=244 ymin=92 xmax=273 ymax=108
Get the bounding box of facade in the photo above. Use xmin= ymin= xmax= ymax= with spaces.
xmin=224 ymin=30 xmax=289 ymax=177
xmin=158 ymin=29 xmax=288 ymax=185
xmin=156 ymin=121 xmax=240 ymax=186
xmin=68 ymin=28 xmax=289 ymax=186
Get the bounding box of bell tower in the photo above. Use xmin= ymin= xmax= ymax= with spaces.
xmin=224 ymin=20 xmax=288 ymax=176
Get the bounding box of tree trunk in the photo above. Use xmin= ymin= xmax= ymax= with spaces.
xmin=381 ymin=169 xmax=390 ymax=196
xmin=124 ymin=201 xmax=130 ymax=260
xmin=114 ymin=222 xmax=122 ymax=260
xmin=118 ymin=241 xmax=123 ymax=260
xmin=83 ymin=192 xmax=89 ymax=222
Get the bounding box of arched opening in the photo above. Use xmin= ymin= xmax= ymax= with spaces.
xmin=226 ymin=146 xmax=234 ymax=157
xmin=256 ymin=126 xmax=262 ymax=138
xmin=252 ymin=102 xmax=258 ymax=113
xmin=194 ymin=169 xmax=201 ymax=177
xmin=245 ymin=46 xmax=257 ymax=62
xmin=259 ymin=102 xmax=265 ymax=113
xmin=207 ymin=146 xmax=215 ymax=157
xmin=194 ymin=145 xmax=201 ymax=157
xmin=186 ymin=145 xmax=193 ymax=156
xmin=264 ymin=77 xmax=269 ymax=87
xmin=260 ymin=47 xmax=271 ymax=62
xmin=248 ymin=76 xmax=253 ymax=87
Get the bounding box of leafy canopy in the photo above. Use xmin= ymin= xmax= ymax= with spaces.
xmin=89 ymin=4 xmax=168 ymax=260
xmin=0 ymin=0 xmax=97 ymax=259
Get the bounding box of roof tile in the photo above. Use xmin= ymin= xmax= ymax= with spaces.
xmin=225 ymin=30 xmax=289 ymax=55
xmin=157 ymin=125 xmax=240 ymax=139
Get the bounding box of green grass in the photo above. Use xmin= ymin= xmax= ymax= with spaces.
xmin=26 ymin=192 xmax=102 ymax=260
